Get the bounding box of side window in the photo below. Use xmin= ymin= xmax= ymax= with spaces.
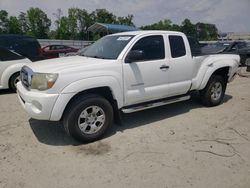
xmin=0 ymin=48 xmax=23 ymax=61
xmin=169 ymin=35 xmax=186 ymax=58
xmin=238 ymin=42 xmax=247 ymax=49
xmin=129 ymin=35 xmax=165 ymax=61
xmin=57 ymin=45 xmax=65 ymax=49
xmin=44 ymin=46 xmax=50 ymax=51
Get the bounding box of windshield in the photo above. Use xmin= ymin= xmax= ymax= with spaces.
xmin=81 ymin=35 xmax=134 ymax=59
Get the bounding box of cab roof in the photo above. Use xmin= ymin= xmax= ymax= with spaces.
xmin=111 ymin=30 xmax=183 ymax=36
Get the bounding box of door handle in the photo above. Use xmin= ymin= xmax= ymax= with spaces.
xmin=160 ymin=65 xmax=169 ymax=70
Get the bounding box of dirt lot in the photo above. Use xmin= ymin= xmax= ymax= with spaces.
xmin=0 ymin=76 xmax=250 ymax=188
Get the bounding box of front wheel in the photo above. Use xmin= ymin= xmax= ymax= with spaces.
xmin=63 ymin=94 xmax=114 ymax=142
xmin=200 ymin=75 xmax=227 ymax=107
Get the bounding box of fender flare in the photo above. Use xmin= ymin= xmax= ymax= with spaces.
xmin=199 ymin=63 xmax=234 ymax=90
xmin=50 ymin=76 xmax=123 ymax=121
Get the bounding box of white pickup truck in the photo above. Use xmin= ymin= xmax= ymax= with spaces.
xmin=17 ymin=31 xmax=239 ymax=142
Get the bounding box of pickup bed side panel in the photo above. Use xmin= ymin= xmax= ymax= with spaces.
xmin=191 ymin=56 xmax=239 ymax=91
xmin=50 ymin=76 xmax=123 ymax=121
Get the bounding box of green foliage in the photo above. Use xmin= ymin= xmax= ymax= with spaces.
xmin=196 ymin=22 xmax=218 ymax=40
xmin=93 ymin=9 xmax=116 ymax=24
xmin=141 ymin=18 xmax=218 ymax=41
xmin=8 ymin=16 xmax=22 ymax=34
xmin=141 ymin=19 xmax=173 ymax=30
xmin=181 ymin=19 xmax=196 ymax=37
xmin=1 ymin=8 xmax=219 ymax=41
xmin=117 ymin=14 xmax=134 ymax=26
xmin=26 ymin=8 xmax=51 ymax=38
xmin=55 ymin=16 xmax=70 ymax=39
xmin=53 ymin=8 xmax=135 ymax=40
xmin=0 ymin=10 xmax=9 ymax=33
xmin=18 ymin=12 xmax=29 ymax=34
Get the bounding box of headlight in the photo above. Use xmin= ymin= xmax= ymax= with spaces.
xmin=30 ymin=73 xmax=58 ymax=91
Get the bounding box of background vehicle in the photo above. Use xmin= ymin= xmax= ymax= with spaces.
xmin=0 ymin=47 xmax=31 ymax=91
xmin=219 ymin=41 xmax=250 ymax=66
xmin=0 ymin=34 xmax=42 ymax=62
xmin=65 ymin=46 xmax=89 ymax=57
xmin=41 ymin=45 xmax=79 ymax=59
xmin=17 ymin=31 xmax=239 ymax=142
xmin=201 ymin=41 xmax=232 ymax=54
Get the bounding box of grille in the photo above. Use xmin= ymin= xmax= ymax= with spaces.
xmin=20 ymin=66 xmax=33 ymax=89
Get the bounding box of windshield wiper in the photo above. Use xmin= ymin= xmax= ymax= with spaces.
xmin=87 ymin=55 xmax=105 ymax=59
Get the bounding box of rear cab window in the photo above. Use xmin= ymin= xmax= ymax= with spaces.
xmin=169 ymin=35 xmax=186 ymax=58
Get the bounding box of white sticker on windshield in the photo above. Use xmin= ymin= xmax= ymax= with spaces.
xmin=117 ymin=36 xmax=131 ymax=41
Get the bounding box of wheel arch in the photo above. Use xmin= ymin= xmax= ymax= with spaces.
xmin=50 ymin=76 xmax=123 ymax=122
xmin=199 ymin=66 xmax=230 ymax=90
xmin=61 ymin=86 xmax=120 ymax=122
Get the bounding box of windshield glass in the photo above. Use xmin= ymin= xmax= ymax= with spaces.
xmin=81 ymin=35 xmax=134 ymax=59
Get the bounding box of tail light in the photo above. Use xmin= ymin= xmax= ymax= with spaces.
xmin=37 ymin=48 xmax=43 ymax=56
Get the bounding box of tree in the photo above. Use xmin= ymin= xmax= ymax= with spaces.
xmin=141 ymin=19 xmax=172 ymax=30
xmin=93 ymin=9 xmax=116 ymax=24
xmin=53 ymin=8 xmax=63 ymax=30
xmin=117 ymin=14 xmax=134 ymax=26
xmin=67 ymin=8 xmax=79 ymax=40
xmin=180 ymin=19 xmax=196 ymax=37
xmin=171 ymin=24 xmax=181 ymax=31
xmin=196 ymin=23 xmax=218 ymax=40
xmin=18 ymin=12 xmax=29 ymax=34
xmin=0 ymin=10 xmax=9 ymax=33
xmin=55 ymin=16 xmax=70 ymax=39
xmin=8 ymin=16 xmax=22 ymax=34
xmin=26 ymin=7 xmax=51 ymax=38
xmin=77 ymin=9 xmax=95 ymax=39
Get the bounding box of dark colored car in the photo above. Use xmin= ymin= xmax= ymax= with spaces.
xmin=0 ymin=34 xmax=42 ymax=62
xmin=220 ymin=41 xmax=250 ymax=66
xmin=41 ymin=45 xmax=79 ymax=59
xmin=201 ymin=41 xmax=232 ymax=54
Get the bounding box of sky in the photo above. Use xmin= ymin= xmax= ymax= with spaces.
xmin=0 ymin=0 xmax=249 ymax=32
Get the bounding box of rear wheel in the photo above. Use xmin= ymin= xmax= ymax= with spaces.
xmin=63 ymin=94 xmax=113 ymax=142
xmin=9 ymin=72 xmax=20 ymax=92
xmin=200 ymin=75 xmax=227 ymax=107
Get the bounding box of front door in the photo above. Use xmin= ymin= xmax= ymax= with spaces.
xmin=123 ymin=35 xmax=170 ymax=106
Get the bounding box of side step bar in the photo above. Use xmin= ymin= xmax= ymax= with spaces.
xmin=122 ymin=95 xmax=190 ymax=113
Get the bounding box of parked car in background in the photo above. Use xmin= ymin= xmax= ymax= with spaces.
xmin=65 ymin=46 xmax=90 ymax=57
xmin=219 ymin=41 xmax=250 ymax=66
xmin=201 ymin=41 xmax=232 ymax=54
xmin=0 ymin=34 xmax=42 ymax=62
xmin=41 ymin=45 xmax=79 ymax=59
xmin=0 ymin=47 xmax=31 ymax=91
xmin=201 ymin=40 xmax=250 ymax=66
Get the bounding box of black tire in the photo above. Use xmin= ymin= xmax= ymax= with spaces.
xmin=63 ymin=94 xmax=114 ymax=142
xmin=9 ymin=72 xmax=20 ymax=92
xmin=200 ymin=75 xmax=227 ymax=107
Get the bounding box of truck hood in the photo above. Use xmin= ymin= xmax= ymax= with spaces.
xmin=27 ymin=56 xmax=117 ymax=73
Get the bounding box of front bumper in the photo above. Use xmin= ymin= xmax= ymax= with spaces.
xmin=17 ymin=82 xmax=59 ymax=120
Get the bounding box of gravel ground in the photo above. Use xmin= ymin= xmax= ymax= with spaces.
xmin=0 ymin=76 xmax=250 ymax=188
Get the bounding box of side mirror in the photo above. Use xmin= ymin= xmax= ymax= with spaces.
xmin=125 ymin=50 xmax=144 ymax=63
